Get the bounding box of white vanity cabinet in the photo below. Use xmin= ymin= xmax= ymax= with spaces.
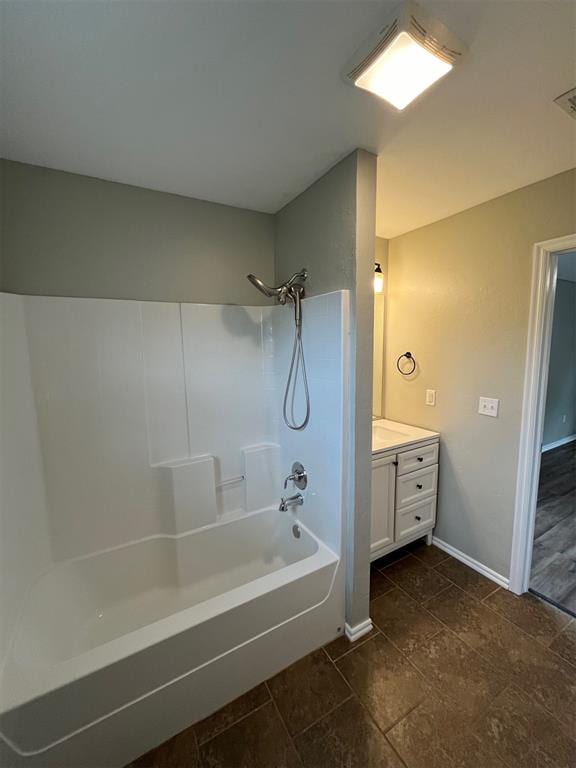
xmin=371 ymin=420 xmax=440 ymax=561
xmin=371 ymin=454 xmax=396 ymax=554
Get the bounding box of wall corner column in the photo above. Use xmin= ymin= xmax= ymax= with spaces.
xmin=345 ymin=149 xmax=377 ymax=633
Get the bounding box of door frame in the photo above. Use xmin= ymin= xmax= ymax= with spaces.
xmin=509 ymin=233 xmax=576 ymax=594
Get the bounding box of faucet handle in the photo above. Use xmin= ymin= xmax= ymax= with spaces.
xmin=283 ymin=461 xmax=307 ymax=490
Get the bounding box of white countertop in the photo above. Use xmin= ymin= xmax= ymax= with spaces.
xmin=372 ymin=419 xmax=439 ymax=454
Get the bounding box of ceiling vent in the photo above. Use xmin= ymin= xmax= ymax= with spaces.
xmin=554 ymin=87 xmax=576 ymax=120
xmin=343 ymin=0 xmax=466 ymax=110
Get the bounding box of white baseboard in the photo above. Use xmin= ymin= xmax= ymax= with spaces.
xmin=432 ymin=537 xmax=509 ymax=589
xmin=541 ymin=434 xmax=576 ymax=453
xmin=345 ymin=618 xmax=373 ymax=642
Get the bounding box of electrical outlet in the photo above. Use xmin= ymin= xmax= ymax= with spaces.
xmin=425 ymin=389 xmax=436 ymax=406
xmin=478 ymin=397 xmax=499 ymax=418
xmin=562 ymin=414 xmax=567 ymax=424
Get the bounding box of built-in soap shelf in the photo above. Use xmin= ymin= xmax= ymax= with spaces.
xmin=216 ymin=474 xmax=245 ymax=489
xmin=154 ymin=444 xmax=280 ymax=534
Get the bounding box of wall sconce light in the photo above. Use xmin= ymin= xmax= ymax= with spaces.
xmin=374 ymin=263 xmax=384 ymax=294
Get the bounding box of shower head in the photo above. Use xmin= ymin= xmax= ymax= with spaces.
xmin=246 ymin=269 xmax=308 ymax=300
xmin=247 ymin=274 xmax=282 ymax=298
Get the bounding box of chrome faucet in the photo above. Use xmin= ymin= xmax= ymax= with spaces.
xmin=283 ymin=461 xmax=307 ymax=490
xmin=279 ymin=493 xmax=304 ymax=512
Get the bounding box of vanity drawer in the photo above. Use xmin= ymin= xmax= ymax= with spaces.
xmin=397 ymin=443 xmax=439 ymax=476
xmin=395 ymin=464 xmax=438 ymax=509
xmin=396 ymin=497 xmax=437 ymax=542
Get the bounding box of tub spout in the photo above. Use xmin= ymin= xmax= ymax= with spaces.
xmin=279 ymin=493 xmax=304 ymax=512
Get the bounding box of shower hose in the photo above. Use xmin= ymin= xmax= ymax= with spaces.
xmin=282 ymin=316 xmax=310 ymax=431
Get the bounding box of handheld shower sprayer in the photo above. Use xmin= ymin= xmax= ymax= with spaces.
xmin=246 ymin=268 xmax=310 ymax=430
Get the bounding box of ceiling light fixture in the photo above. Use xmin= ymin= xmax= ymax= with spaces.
xmin=554 ymin=87 xmax=576 ymax=120
xmin=344 ymin=0 xmax=466 ymax=110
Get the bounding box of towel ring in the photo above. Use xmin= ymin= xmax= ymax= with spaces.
xmin=396 ymin=351 xmax=416 ymax=375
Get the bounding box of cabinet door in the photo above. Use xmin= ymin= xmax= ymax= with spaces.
xmin=371 ymin=455 xmax=396 ymax=556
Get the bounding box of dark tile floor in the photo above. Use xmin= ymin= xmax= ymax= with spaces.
xmin=129 ymin=542 xmax=576 ymax=768
xmin=531 ymin=442 xmax=576 ymax=614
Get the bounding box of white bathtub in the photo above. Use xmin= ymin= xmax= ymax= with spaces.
xmin=0 ymin=508 xmax=341 ymax=767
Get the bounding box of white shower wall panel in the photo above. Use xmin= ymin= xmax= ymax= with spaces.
xmin=1 ymin=290 xmax=346 ymax=595
xmin=140 ymin=302 xmax=190 ymax=466
xmin=23 ymin=297 xmax=175 ymax=560
xmin=0 ymin=294 xmax=53 ymax=661
xmin=180 ymin=304 xmax=278 ymax=513
xmin=272 ymin=291 xmax=348 ymax=557
xmin=5 ymin=295 xmax=282 ymax=564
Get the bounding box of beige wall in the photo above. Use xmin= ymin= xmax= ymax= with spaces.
xmin=383 ymin=169 xmax=576 ymax=577
xmin=373 ymin=237 xmax=387 ymax=417
xmin=0 ymin=160 xmax=275 ymax=305
xmin=276 ymin=149 xmax=377 ymax=629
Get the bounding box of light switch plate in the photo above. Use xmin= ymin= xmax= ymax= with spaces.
xmin=425 ymin=389 xmax=436 ymax=406
xmin=478 ymin=396 xmax=499 ymax=417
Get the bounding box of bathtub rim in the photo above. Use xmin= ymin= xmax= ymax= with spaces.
xmin=0 ymin=554 xmax=342 ymax=761
xmin=0 ymin=511 xmax=338 ymax=717
xmin=1 ymin=504 xmax=307 ymax=670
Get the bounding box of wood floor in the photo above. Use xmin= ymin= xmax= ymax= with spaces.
xmin=530 ymin=441 xmax=576 ymax=615
xmin=128 ymin=542 xmax=576 ymax=768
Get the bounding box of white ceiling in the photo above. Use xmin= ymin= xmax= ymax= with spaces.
xmin=1 ymin=1 xmax=575 ymax=238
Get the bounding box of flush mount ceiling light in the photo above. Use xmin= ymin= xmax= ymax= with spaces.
xmin=344 ymin=0 xmax=466 ymax=110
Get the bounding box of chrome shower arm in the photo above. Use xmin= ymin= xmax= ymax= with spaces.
xmin=283 ymin=269 xmax=308 ymax=290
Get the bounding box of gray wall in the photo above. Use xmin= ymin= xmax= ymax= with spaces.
xmin=543 ymin=278 xmax=576 ymax=446
xmin=0 ymin=160 xmax=275 ymax=305
xmin=275 ymin=149 xmax=377 ymax=630
xmin=275 ymin=154 xmax=356 ymax=297
xmin=383 ymin=169 xmax=576 ymax=578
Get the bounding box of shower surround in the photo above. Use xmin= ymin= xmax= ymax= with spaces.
xmin=0 ymin=290 xmax=349 ymax=767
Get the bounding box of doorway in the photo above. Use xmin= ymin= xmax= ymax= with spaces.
xmin=529 ymin=250 xmax=576 ymax=614
xmin=510 ymin=235 xmax=576 ymax=612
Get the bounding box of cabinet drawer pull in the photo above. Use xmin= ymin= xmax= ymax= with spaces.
xmin=416 ymin=483 xmax=423 ymax=489
xmin=415 ymin=515 xmax=422 ymax=521
xmin=417 ymin=457 xmax=424 ymax=462
xmin=393 ymin=460 xmax=398 ymax=466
